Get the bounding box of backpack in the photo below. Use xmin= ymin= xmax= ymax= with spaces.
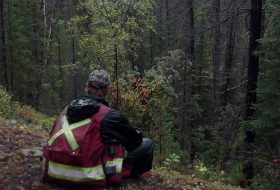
xmin=42 ymin=104 xmax=127 ymax=188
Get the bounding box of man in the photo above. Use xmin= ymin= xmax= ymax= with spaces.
xmin=43 ymin=70 xmax=153 ymax=188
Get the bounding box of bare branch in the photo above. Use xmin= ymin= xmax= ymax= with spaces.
xmin=200 ymin=11 xmax=248 ymax=34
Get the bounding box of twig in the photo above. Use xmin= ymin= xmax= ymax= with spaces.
xmin=200 ymin=11 xmax=248 ymax=34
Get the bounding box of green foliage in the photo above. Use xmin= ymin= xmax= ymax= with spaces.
xmin=7 ymin=0 xmax=44 ymax=105
xmin=193 ymin=161 xmax=228 ymax=183
xmin=252 ymin=165 xmax=280 ymax=190
xmin=19 ymin=105 xmax=54 ymax=127
xmin=144 ymin=50 xmax=187 ymax=166
xmin=0 ymin=86 xmax=53 ymax=127
xmin=249 ymin=1 xmax=280 ymax=189
xmin=3 ymin=0 xmax=280 ymax=188
xmin=106 ymin=50 xmax=189 ymax=167
xmin=226 ymin=162 xmax=244 ymax=185
xmin=163 ymin=153 xmax=181 ymax=170
xmin=0 ymin=86 xmax=20 ymax=119
xmin=71 ymin=0 xmax=155 ymax=72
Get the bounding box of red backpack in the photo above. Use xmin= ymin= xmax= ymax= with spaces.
xmin=42 ymin=104 xmax=129 ymax=188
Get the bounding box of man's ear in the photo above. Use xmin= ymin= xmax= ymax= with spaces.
xmin=85 ymin=82 xmax=89 ymax=93
xmin=103 ymin=86 xmax=109 ymax=96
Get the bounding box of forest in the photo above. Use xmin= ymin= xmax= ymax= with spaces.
xmin=0 ymin=0 xmax=279 ymax=189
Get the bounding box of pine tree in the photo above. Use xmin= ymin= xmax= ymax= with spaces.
xmin=250 ymin=1 xmax=280 ymax=188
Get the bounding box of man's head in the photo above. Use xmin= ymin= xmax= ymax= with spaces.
xmin=85 ymin=69 xmax=111 ymax=98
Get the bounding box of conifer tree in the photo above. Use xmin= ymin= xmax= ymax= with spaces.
xmin=250 ymin=1 xmax=280 ymax=188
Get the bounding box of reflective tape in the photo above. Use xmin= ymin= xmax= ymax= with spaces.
xmin=48 ymin=161 xmax=105 ymax=182
xmin=61 ymin=116 xmax=79 ymax=150
xmin=106 ymin=158 xmax=123 ymax=173
xmin=48 ymin=116 xmax=91 ymax=151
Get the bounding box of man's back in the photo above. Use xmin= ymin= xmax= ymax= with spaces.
xmin=43 ymin=97 xmax=128 ymax=188
xmin=42 ymin=69 xmax=153 ymax=188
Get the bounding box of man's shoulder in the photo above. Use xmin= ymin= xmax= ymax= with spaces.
xmin=65 ymin=96 xmax=101 ymax=124
xmin=102 ymin=108 xmax=128 ymax=124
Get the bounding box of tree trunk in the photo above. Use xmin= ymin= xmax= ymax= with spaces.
xmin=165 ymin=0 xmax=170 ymax=46
xmin=114 ymin=43 xmax=119 ymax=110
xmin=188 ymin=0 xmax=195 ymax=163
xmin=197 ymin=33 xmax=204 ymax=95
xmin=58 ymin=24 xmax=63 ymax=110
xmin=212 ymin=0 xmax=221 ymax=124
xmin=223 ymin=22 xmax=235 ymax=105
xmin=243 ymin=0 xmax=262 ymax=187
xmin=222 ymin=2 xmax=237 ymax=106
xmin=180 ymin=0 xmax=195 ymax=159
xmin=72 ymin=37 xmax=77 ymax=99
xmin=188 ymin=0 xmax=195 ymax=64
xmin=181 ymin=44 xmax=190 ymax=152
xmin=220 ymin=2 xmax=238 ymax=169
xmin=7 ymin=0 xmax=14 ymax=92
xmin=150 ymin=30 xmax=154 ymax=66
xmin=0 ymin=0 xmax=8 ymax=89
xmin=32 ymin=2 xmax=42 ymax=111
xmin=158 ymin=0 xmax=163 ymax=54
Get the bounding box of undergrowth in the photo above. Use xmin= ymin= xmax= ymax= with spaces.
xmin=0 ymin=86 xmax=53 ymax=127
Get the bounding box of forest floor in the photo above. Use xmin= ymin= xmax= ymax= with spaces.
xmin=0 ymin=117 xmax=240 ymax=190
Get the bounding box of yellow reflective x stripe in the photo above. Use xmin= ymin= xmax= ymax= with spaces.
xmin=48 ymin=160 xmax=105 ymax=182
xmin=48 ymin=116 xmax=91 ymax=150
xmin=48 ymin=130 xmax=65 ymax=146
xmin=61 ymin=116 xmax=79 ymax=150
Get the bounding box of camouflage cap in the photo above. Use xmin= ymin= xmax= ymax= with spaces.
xmin=87 ymin=69 xmax=111 ymax=87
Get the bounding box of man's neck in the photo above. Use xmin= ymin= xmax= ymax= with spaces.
xmin=86 ymin=95 xmax=109 ymax=106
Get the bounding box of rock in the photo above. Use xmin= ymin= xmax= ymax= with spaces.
xmin=20 ymin=148 xmax=43 ymax=158
xmin=6 ymin=119 xmax=17 ymax=126
xmin=0 ymin=175 xmax=8 ymax=188
xmin=0 ymin=153 xmax=14 ymax=162
xmin=16 ymin=185 xmax=25 ymax=190
xmin=0 ymin=154 xmax=5 ymax=161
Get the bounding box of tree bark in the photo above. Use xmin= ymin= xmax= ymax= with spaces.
xmin=58 ymin=24 xmax=63 ymax=110
xmin=72 ymin=37 xmax=77 ymax=99
xmin=243 ymin=0 xmax=262 ymax=187
xmin=0 ymin=0 xmax=8 ymax=89
xmin=150 ymin=30 xmax=154 ymax=66
xmin=222 ymin=1 xmax=237 ymax=106
xmin=114 ymin=43 xmax=119 ymax=110
xmin=188 ymin=0 xmax=195 ymax=64
xmin=212 ymin=0 xmax=221 ymax=123
xmin=197 ymin=33 xmax=204 ymax=95
xmin=7 ymin=0 xmax=14 ymax=92
xmin=188 ymin=0 xmax=195 ymax=163
xmin=32 ymin=1 xmax=42 ymax=111
xmin=56 ymin=0 xmax=63 ymax=110
xmin=165 ymin=0 xmax=170 ymax=46
xmin=181 ymin=43 xmax=190 ymax=152
xmin=180 ymin=0 xmax=195 ymax=159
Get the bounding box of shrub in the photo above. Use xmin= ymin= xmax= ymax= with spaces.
xmin=193 ymin=160 xmax=228 ymax=183
xmin=0 ymin=86 xmax=53 ymax=127
xmin=163 ymin=153 xmax=181 ymax=170
xmin=0 ymin=86 xmax=20 ymax=119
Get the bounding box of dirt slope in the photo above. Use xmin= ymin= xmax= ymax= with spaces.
xmin=0 ymin=119 xmax=239 ymax=190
